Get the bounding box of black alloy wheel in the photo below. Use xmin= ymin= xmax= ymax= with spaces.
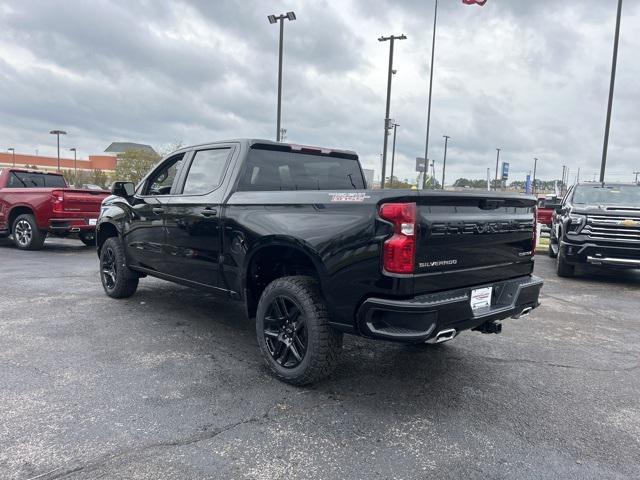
xmin=99 ymin=237 xmax=139 ymax=298
xmin=101 ymin=246 xmax=117 ymax=290
xmin=263 ymin=295 xmax=308 ymax=369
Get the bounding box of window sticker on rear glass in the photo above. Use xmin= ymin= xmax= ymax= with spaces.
xmin=329 ymin=192 xmax=371 ymax=202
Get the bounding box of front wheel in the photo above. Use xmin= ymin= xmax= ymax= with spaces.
xmin=556 ymin=249 xmax=575 ymax=277
xmin=256 ymin=276 xmax=343 ymax=385
xmin=100 ymin=237 xmax=139 ymax=298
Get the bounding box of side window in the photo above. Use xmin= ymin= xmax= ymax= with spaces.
xmin=181 ymin=148 xmax=230 ymax=195
xmin=143 ymin=154 xmax=185 ymax=196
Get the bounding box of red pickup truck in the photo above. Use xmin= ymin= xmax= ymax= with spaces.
xmin=0 ymin=168 xmax=109 ymax=250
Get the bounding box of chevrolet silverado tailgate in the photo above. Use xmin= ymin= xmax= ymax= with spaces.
xmin=414 ymin=192 xmax=536 ymax=293
xmin=60 ymin=189 xmax=110 ymax=214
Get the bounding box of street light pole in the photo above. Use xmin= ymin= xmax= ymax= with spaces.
xmin=561 ymin=165 xmax=566 ymax=194
xmin=532 ymin=157 xmax=538 ymax=195
xmin=268 ymin=11 xmax=296 ymax=142
xmin=600 ymin=0 xmax=624 ymax=183
xmin=8 ymin=147 xmax=15 ymax=167
xmin=70 ymin=148 xmax=77 ymax=183
xmin=389 ymin=123 xmax=399 ymax=188
xmin=378 ymin=34 xmax=407 ymax=189
xmin=494 ymin=148 xmax=501 ymax=191
xmin=441 ymin=135 xmax=450 ymax=189
xmin=634 ymin=171 xmax=639 ymax=184
xmin=422 ymin=0 xmax=438 ymax=190
xmin=49 ymin=129 xmax=67 ymax=172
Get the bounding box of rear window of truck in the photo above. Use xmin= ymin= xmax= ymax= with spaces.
xmin=238 ymin=147 xmax=365 ymax=191
xmin=8 ymin=172 xmax=66 ymax=188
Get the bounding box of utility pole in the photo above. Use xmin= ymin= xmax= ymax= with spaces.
xmin=268 ymin=12 xmax=296 ymax=142
xmin=532 ymin=158 xmax=538 ymax=195
xmin=431 ymin=160 xmax=436 ymax=188
xmin=561 ymin=165 xmax=566 ymax=194
xmin=600 ymin=0 xmax=624 ymax=182
xmin=378 ymin=34 xmax=407 ymax=189
xmin=422 ymin=0 xmax=438 ymax=190
xmin=49 ymin=129 xmax=67 ymax=172
xmin=69 ymin=148 xmax=77 ymax=184
xmin=576 ymin=167 xmax=581 ymax=184
xmin=634 ymin=171 xmax=639 ymax=183
xmin=486 ymin=168 xmax=491 ymax=191
xmin=494 ymin=148 xmax=501 ymax=191
xmin=8 ymin=147 xmax=15 ymax=167
xmin=441 ymin=135 xmax=450 ymax=189
xmin=389 ymin=123 xmax=399 ymax=188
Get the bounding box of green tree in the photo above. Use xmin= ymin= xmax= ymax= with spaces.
xmin=114 ymin=149 xmax=161 ymax=185
xmin=91 ymin=169 xmax=109 ymax=189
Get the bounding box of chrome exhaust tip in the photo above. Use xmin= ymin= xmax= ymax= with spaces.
xmin=512 ymin=306 xmax=533 ymax=319
xmin=427 ymin=328 xmax=457 ymax=344
xmin=70 ymin=227 xmax=81 ymax=233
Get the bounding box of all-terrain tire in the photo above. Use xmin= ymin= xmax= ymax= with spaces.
xmin=100 ymin=237 xmax=139 ymax=298
xmin=256 ymin=276 xmax=343 ymax=385
xmin=12 ymin=214 xmax=46 ymax=250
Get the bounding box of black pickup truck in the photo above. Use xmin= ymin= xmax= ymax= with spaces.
xmin=96 ymin=139 xmax=542 ymax=384
xmin=549 ymin=182 xmax=640 ymax=276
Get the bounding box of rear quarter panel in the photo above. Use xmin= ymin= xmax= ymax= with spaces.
xmin=222 ymin=190 xmax=416 ymax=328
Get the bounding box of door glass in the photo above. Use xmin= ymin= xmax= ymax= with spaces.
xmin=182 ymin=148 xmax=230 ymax=195
xmin=144 ymin=154 xmax=184 ymax=195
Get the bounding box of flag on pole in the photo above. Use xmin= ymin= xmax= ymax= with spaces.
xmin=462 ymin=0 xmax=487 ymax=5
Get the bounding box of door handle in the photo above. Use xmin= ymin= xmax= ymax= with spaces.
xmin=201 ymin=207 xmax=218 ymax=217
xmin=152 ymin=207 xmax=165 ymax=214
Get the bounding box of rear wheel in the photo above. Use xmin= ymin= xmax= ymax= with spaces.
xmin=79 ymin=231 xmax=96 ymax=247
xmin=12 ymin=214 xmax=46 ymax=250
xmin=100 ymin=237 xmax=139 ymax=298
xmin=256 ymin=276 xmax=343 ymax=385
xmin=548 ymin=228 xmax=558 ymax=258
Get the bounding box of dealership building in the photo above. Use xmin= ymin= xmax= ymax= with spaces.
xmin=0 ymin=142 xmax=155 ymax=174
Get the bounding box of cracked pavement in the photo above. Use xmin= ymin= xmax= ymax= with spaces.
xmin=1 ymin=237 xmax=639 ymax=479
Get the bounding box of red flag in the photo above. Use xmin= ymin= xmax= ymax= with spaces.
xmin=462 ymin=0 xmax=487 ymax=5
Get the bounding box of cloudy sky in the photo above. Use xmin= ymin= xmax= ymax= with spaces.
xmin=1 ymin=0 xmax=638 ymax=185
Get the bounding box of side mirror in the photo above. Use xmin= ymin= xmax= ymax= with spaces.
xmin=111 ymin=181 xmax=135 ymax=198
xmin=554 ymin=205 xmax=564 ymax=214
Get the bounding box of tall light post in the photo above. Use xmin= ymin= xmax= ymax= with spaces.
xmin=561 ymin=165 xmax=567 ymax=195
xmin=600 ymin=0 xmax=624 ymax=182
xmin=634 ymin=171 xmax=639 ymax=184
xmin=378 ymin=33 xmax=407 ymax=189
xmin=268 ymin=11 xmax=296 ymax=142
xmin=494 ymin=148 xmax=501 ymax=191
xmin=389 ymin=123 xmax=399 ymax=188
xmin=49 ymin=129 xmax=67 ymax=172
xmin=441 ymin=135 xmax=450 ymax=189
xmin=532 ymin=157 xmax=538 ymax=195
xmin=422 ymin=0 xmax=438 ymax=190
xmin=69 ymin=147 xmax=77 ymax=183
xmin=8 ymin=147 xmax=15 ymax=167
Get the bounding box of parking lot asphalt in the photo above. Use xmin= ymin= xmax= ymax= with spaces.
xmin=1 ymin=237 xmax=639 ymax=480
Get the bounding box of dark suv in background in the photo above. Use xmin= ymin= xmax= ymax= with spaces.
xmin=549 ymin=182 xmax=640 ymax=276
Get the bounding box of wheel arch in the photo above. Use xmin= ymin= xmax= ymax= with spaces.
xmin=242 ymin=238 xmax=328 ymax=320
xmin=8 ymin=205 xmax=36 ymax=231
xmin=96 ymin=221 xmax=121 ymax=256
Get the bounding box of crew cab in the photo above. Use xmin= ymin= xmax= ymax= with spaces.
xmin=97 ymin=139 xmax=542 ymax=384
xmin=0 ymin=168 xmax=109 ymax=250
xmin=549 ymin=182 xmax=640 ymax=276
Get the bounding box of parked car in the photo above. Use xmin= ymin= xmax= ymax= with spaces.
xmin=97 ymin=139 xmax=542 ymax=384
xmin=549 ymin=182 xmax=640 ymax=276
xmin=0 ymin=168 xmax=109 ymax=250
xmin=537 ymin=196 xmax=559 ymax=228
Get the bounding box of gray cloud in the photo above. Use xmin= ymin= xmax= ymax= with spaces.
xmin=0 ymin=0 xmax=638 ymax=185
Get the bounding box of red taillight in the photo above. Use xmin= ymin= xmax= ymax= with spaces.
xmin=532 ymin=207 xmax=537 ymax=257
xmin=379 ymin=202 xmax=416 ymax=274
xmin=51 ymin=190 xmax=64 ymax=213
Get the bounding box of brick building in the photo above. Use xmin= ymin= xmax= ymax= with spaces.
xmin=0 ymin=152 xmax=117 ymax=173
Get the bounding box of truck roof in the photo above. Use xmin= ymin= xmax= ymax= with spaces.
xmin=170 ymin=139 xmax=358 ymax=158
xmin=576 ymin=182 xmax=639 ymax=188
